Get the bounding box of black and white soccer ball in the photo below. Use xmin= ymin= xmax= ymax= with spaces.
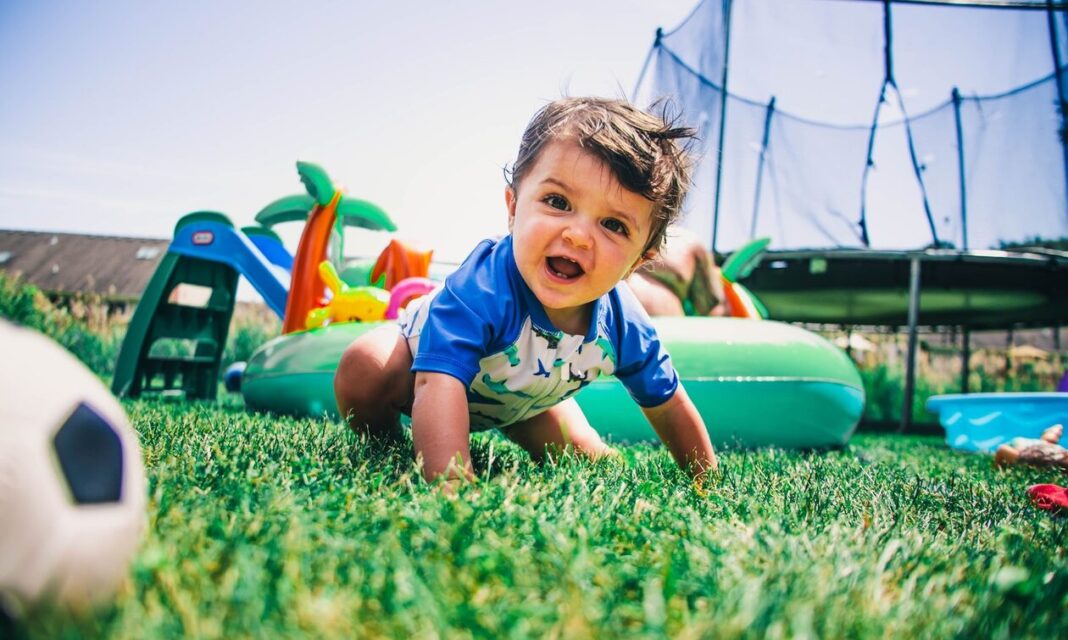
xmin=0 ymin=320 xmax=146 ymax=613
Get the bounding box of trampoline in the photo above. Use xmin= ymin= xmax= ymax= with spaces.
xmin=741 ymin=247 xmax=1067 ymax=432
xmin=635 ymin=0 xmax=1068 ymax=432
xmin=744 ymin=248 xmax=1068 ymax=329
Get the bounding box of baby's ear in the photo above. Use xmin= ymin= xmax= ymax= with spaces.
xmin=505 ymin=186 xmax=517 ymax=230
xmin=627 ymin=251 xmax=657 ymax=276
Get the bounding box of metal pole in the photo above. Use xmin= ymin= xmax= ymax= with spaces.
xmin=749 ymin=96 xmax=776 ymax=239
xmin=1047 ymin=1 xmax=1068 ymax=222
xmin=960 ymin=327 xmax=971 ymax=393
xmin=711 ymin=0 xmax=734 ymax=254
xmin=899 ymin=255 xmax=922 ymax=433
xmin=1005 ymin=328 xmax=1015 ymax=379
xmin=952 ymin=87 xmax=969 ymax=250
xmin=882 ymin=0 xmax=894 ymax=82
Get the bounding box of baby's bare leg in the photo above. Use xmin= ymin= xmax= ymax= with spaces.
xmin=501 ymin=398 xmax=617 ymax=462
xmin=994 ymin=444 xmax=1020 ymax=467
xmin=628 ymin=231 xmax=726 ymax=317
xmin=334 ymin=324 xmax=414 ymax=440
xmin=685 ymin=247 xmax=726 ymax=317
xmin=626 ymin=271 xmax=685 ymax=317
xmin=1041 ymin=424 xmax=1064 ymax=444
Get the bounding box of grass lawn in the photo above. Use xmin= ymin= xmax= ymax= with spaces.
xmin=12 ymin=399 xmax=1068 ymax=639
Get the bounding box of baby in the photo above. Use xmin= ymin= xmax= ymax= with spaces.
xmin=994 ymin=424 xmax=1068 ymax=470
xmin=334 ymin=97 xmax=717 ymax=486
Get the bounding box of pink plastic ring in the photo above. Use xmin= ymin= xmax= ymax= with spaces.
xmin=384 ymin=277 xmax=437 ymax=319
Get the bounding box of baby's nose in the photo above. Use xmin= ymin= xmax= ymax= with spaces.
xmin=562 ymin=222 xmax=593 ymax=248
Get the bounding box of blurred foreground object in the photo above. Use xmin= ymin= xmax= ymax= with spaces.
xmin=0 ymin=321 xmax=145 ymax=615
xmin=1027 ymin=484 xmax=1068 ymax=512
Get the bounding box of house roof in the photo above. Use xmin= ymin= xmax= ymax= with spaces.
xmin=0 ymin=229 xmax=170 ymax=301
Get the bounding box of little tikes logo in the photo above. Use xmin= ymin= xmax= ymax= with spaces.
xmin=192 ymin=231 xmax=214 ymax=245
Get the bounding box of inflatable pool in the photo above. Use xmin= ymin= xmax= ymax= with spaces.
xmin=927 ymin=392 xmax=1068 ymax=453
xmin=242 ymin=317 xmax=865 ymax=450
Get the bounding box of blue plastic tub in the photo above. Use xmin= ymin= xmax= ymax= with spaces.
xmin=926 ymin=392 xmax=1068 ymax=453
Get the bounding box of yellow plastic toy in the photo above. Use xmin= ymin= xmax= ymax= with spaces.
xmin=305 ymin=261 xmax=390 ymax=329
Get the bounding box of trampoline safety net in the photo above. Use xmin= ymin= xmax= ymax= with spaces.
xmin=636 ymin=0 xmax=1068 ymax=253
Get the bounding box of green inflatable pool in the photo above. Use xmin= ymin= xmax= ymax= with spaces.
xmin=242 ymin=317 xmax=865 ymax=449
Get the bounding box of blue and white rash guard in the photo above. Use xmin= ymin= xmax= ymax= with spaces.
xmin=398 ymin=235 xmax=678 ymax=431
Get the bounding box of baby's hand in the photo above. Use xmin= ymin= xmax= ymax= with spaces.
xmin=598 ymin=446 xmax=624 ymax=461
xmin=691 ymin=467 xmax=717 ymax=497
xmin=439 ymin=476 xmax=470 ymax=496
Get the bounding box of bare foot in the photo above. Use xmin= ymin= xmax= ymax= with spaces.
xmin=1041 ymin=424 xmax=1064 ymax=445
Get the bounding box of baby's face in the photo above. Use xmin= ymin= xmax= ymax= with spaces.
xmin=506 ymin=139 xmax=655 ymax=333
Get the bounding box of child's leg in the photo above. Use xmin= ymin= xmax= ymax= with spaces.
xmin=685 ymin=245 xmax=727 ymax=317
xmin=334 ymin=324 xmax=415 ymax=440
xmin=626 ymin=271 xmax=685 ymax=316
xmin=501 ymin=398 xmax=617 ymax=462
xmin=994 ymin=444 xmax=1020 ymax=467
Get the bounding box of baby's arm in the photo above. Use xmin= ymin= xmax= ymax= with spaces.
xmin=641 ymin=385 xmax=718 ymax=480
xmin=411 ymin=371 xmax=474 ymax=484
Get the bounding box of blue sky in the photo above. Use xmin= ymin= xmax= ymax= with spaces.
xmin=4 ymin=0 xmax=1061 ymax=271
xmin=0 ymin=0 xmax=696 ymax=264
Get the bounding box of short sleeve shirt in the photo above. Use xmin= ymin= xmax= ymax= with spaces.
xmin=399 ymin=235 xmax=678 ymax=431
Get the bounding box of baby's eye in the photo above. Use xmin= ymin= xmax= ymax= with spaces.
xmin=544 ymin=194 xmax=570 ymax=211
xmin=602 ymin=218 xmax=630 ymax=236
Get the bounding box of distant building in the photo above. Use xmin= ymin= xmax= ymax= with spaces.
xmin=0 ymin=229 xmax=169 ymax=306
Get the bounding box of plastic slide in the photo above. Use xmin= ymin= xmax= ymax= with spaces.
xmin=242 ymin=225 xmax=294 ymax=273
xmin=166 ymin=213 xmax=289 ymax=317
xmin=112 ymin=212 xmax=289 ymax=401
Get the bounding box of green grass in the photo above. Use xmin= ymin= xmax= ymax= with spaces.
xmin=13 ymin=400 xmax=1068 ymax=639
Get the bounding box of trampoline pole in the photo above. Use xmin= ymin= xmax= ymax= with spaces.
xmin=900 ymin=255 xmax=922 ymax=434
xmin=711 ymin=0 xmax=734 ymax=254
xmin=952 ymin=88 xmax=968 ymax=250
xmin=1046 ymin=1 xmax=1068 ymax=212
xmin=961 ymin=327 xmax=971 ymax=394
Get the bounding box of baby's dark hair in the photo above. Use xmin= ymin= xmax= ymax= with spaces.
xmin=505 ymin=96 xmax=697 ymax=255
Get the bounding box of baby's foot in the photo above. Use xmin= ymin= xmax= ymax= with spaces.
xmin=1041 ymin=424 xmax=1064 ymax=445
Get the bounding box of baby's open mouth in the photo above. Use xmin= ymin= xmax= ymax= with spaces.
xmin=546 ymin=256 xmax=584 ymax=279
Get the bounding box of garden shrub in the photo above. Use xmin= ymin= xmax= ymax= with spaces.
xmin=0 ymin=271 xmax=123 ymax=377
xmin=220 ymin=304 xmax=281 ymax=377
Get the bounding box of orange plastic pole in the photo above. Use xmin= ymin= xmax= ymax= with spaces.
xmin=281 ymin=191 xmax=342 ymax=334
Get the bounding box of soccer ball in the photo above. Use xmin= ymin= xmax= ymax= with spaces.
xmin=0 ymin=321 xmax=146 ymax=613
